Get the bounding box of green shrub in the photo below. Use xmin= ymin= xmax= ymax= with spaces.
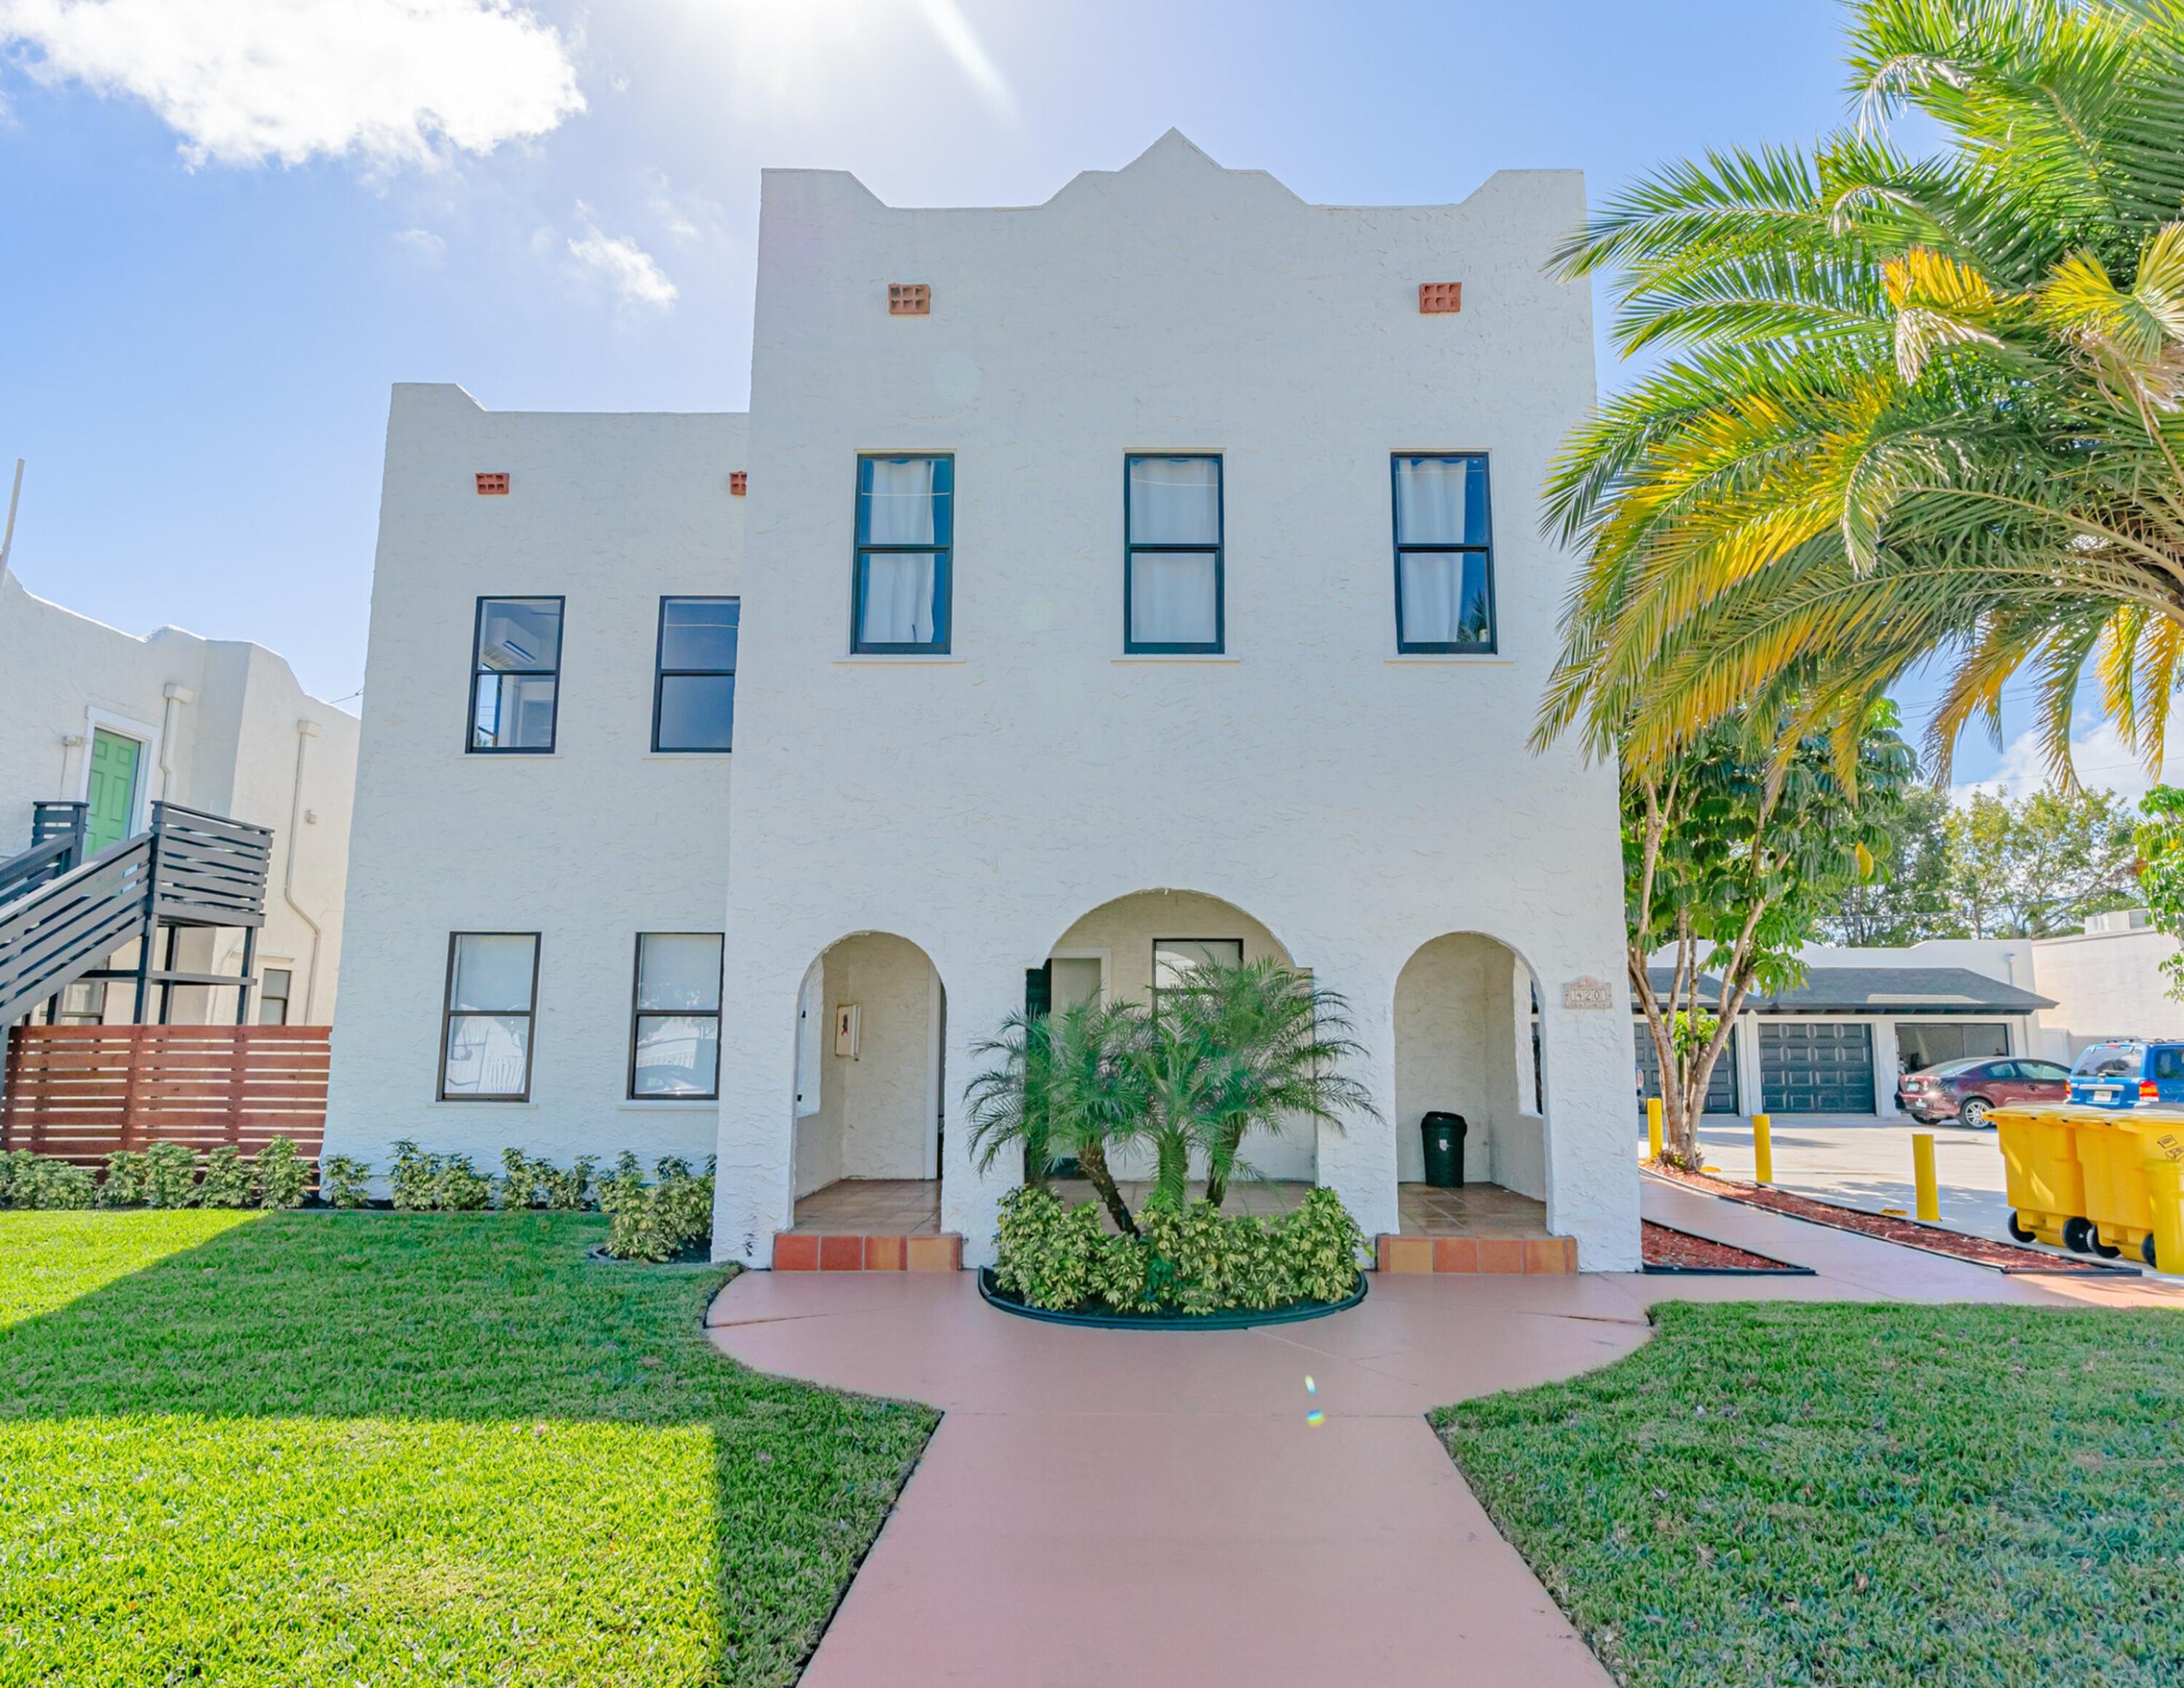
xmin=388 ymin=1140 xmax=438 ymax=1211
xmin=142 ymin=1142 xmax=200 ymax=1208
xmin=198 ymin=1145 xmax=254 ymax=1208
xmin=1275 ymin=1187 xmax=1369 ymax=1303
xmin=322 ymin=1155 xmax=372 ymax=1209
xmin=433 ymin=1154 xmax=492 ymax=1212
xmin=538 ymin=1155 xmax=593 ymax=1211
xmin=599 ymin=1155 xmax=713 ymax=1262
xmin=98 ymin=1149 xmax=150 ymax=1207
xmin=497 ymin=1148 xmax=540 ymax=1210
xmin=0 ymin=1150 xmax=20 ymax=1206
xmin=7 ymin=1153 xmax=96 ymax=1210
xmin=990 ymin=1187 xmax=1366 ymax=1315
xmin=255 ymin=1137 xmax=310 ymax=1210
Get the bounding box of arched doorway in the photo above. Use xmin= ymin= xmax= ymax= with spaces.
xmin=1390 ymin=932 xmax=1561 ymax=1263
xmin=784 ymin=931 xmax=946 ymax=1244
xmin=1032 ymin=888 xmax=1318 ymax=1194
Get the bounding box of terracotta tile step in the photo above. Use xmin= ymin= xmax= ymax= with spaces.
xmin=1375 ymin=1235 xmax=1576 ymax=1275
xmin=772 ymin=1232 xmax=963 ymax=1273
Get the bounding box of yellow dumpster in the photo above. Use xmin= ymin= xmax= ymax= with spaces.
xmin=1990 ymin=1104 xmax=2092 ymax=1251
xmin=2108 ymin=1111 xmax=2184 ymax=1272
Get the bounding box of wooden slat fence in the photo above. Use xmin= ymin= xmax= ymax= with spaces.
xmin=1 ymin=1024 xmax=328 ymax=1164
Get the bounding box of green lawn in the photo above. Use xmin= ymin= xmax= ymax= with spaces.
xmin=0 ymin=1210 xmax=935 ymax=1687
xmin=1436 ymin=1301 xmax=2184 ymax=1687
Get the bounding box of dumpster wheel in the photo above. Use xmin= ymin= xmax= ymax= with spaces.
xmin=2006 ymin=1211 xmax=2035 ymax=1243
xmin=2062 ymin=1216 xmax=2095 ymax=1253
xmin=2089 ymin=1228 xmax=2122 ymax=1260
xmin=2145 ymin=1235 xmax=2160 ymax=1270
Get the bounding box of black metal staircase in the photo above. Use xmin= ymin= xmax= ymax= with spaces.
xmin=0 ymin=801 xmax=274 ymax=1027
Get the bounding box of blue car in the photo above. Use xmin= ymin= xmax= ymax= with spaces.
xmin=2068 ymin=1041 xmax=2184 ymax=1108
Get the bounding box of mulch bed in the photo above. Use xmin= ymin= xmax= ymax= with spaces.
xmin=1641 ymin=1220 xmax=1809 ymax=1274
xmin=1649 ymin=1166 xmax=2137 ymax=1277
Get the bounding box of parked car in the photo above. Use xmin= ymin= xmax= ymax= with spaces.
xmin=1898 ymin=1057 xmax=2073 ymax=1127
xmin=2067 ymin=1040 xmax=2184 ymax=1108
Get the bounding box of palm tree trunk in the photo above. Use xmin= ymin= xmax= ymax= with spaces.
xmin=1075 ymin=1140 xmax=1138 ymax=1239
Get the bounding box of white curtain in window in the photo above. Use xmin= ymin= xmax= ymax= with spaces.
xmin=1129 ymin=457 xmax=1219 ymax=543
xmin=637 ymin=934 xmax=722 ymax=1011
xmin=1396 ymin=457 xmax=1475 ymax=544
xmin=450 ymin=934 xmax=534 ymax=1012
xmin=860 ymin=553 xmax=936 ymax=644
xmin=1131 ymin=553 xmax=1218 ymax=645
xmin=1400 ymin=553 xmax=1464 ymax=643
xmin=865 ymin=457 xmax=939 ymax=544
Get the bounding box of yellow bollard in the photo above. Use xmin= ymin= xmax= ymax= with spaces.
xmin=1646 ymin=1096 xmax=1663 ymax=1162
xmin=1752 ymin=1113 xmax=1774 ymax=1185
xmin=1912 ymin=1131 xmax=1939 ymax=1223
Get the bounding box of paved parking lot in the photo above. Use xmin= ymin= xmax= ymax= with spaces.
xmin=1644 ymin=1111 xmax=2027 ymax=1252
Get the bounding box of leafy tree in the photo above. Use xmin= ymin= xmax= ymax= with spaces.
xmin=1631 ymin=705 xmax=1913 ymax=1167
xmin=1531 ymin=0 xmax=2184 ymax=790
xmin=2134 ymin=784 xmax=2184 ymax=998
xmin=1820 ymin=783 xmax=1960 ymax=944
xmin=1944 ymin=786 xmax=2139 ymax=936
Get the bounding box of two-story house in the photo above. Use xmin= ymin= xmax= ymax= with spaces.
xmin=323 ymin=133 xmax=1641 ymax=1271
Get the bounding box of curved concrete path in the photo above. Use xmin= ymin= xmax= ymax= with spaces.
xmin=707 ymin=1184 xmax=2183 ymax=1687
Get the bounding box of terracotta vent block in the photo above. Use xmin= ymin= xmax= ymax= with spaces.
xmin=1417 ymin=282 xmax=1463 ymax=315
xmin=888 ymin=283 xmax=931 ymax=316
xmin=729 ymin=471 xmax=748 ymax=496
xmin=475 ymin=472 xmax=510 ymax=496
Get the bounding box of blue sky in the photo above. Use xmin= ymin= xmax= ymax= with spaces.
xmin=0 ymin=0 xmax=2109 ymax=791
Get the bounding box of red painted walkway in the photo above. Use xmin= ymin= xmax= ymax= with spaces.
xmin=705 ymin=1180 xmax=2182 ymax=1687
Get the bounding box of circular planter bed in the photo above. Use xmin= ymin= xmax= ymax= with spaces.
xmin=978 ymin=1266 xmax=1366 ymax=1330
xmin=584 ymin=1242 xmax=713 ymax=1266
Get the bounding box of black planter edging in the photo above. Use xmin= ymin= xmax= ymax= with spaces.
xmin=977 ymin=1266 xmax=1367 ymax=1330
xmin=1642 ymin=1261 xmax=1816 ymax=1277
xmin=584 ymin=1242 xmax=713 ymax=1266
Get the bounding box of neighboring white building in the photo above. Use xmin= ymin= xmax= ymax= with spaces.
xmin=323 ymin=134 xmax=1641 ymax=1270
xmin=0 ymin=566 xmax=357 ymax=1025
xmin=2027 ymin=910 xmax=2184 ymax=1057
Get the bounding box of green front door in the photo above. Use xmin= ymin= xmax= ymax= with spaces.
xmin=84 ymin=729 xmax=141 ymax=854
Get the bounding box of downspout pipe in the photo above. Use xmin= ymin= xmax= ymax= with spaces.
xmin=157 ymin=682 xmax=194 ymax=801
xmin=284 ymin=719 xmax=325 ymax=1023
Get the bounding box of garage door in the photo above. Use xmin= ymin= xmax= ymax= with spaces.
xmin=1633 ymin=1025 xmax=1739 ymax=1113
xmin=1759 ymin=1022 xmax=1875 ymax=1113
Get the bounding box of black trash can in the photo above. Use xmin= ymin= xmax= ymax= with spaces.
xmin=1420 ymin=1111 xmax=1467 ymax=1188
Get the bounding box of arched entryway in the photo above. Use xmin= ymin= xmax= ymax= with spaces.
xmin=780 ymin=931 xmax=947 ymax=1255
xmin=1388 ymin=932 xmax=1568 ymax=1269
xmin=1031 ymin=887 xmax=1318 ymax=1196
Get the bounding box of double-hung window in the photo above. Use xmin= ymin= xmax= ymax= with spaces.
xmin=469 ymin=597 xmax=563 ymax=751
xmin=1392 ymin=454 xmax=1495 ymax=652
xmin=1151 ymin=937 xmax=1243 ymax=1014
xmin=629 ymin=933 xmax=724 ymax=1099
xmin=257 ymin=967 xmax=293 ymax=1026
xmin=653 ymin=596 xmax=738 ymax=751
xmin=853 ymin=455 xmax=952 ymax=653
xmin=440 ymin=932 xmax=539 ymax=1100
xmin=1125 ymin=455 xmax=1223 ymax=652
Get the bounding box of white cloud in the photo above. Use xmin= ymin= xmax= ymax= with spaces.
xmin=392 ymin=225 xmax=446 ymax=262
xmin=646 ymin=170 xmax=715 ymax=244
xmin=1954 ymin=718 xmax=2179 ymax=805
xmin=566 ymin=202 xmax=676 ymax=311
xmin=0 ymin=0 xmax=585 ymax=169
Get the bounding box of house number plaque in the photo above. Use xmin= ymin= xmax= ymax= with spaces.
xmin=1561 ymin=977 xmax=1614 ymax=1011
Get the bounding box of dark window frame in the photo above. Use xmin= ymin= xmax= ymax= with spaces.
xmin=1390 ymin=453 xmax=1497 ymax=655
xmin=651 ymin=596 xmax=740 ymax=752
xmin=852 ymin=454 xmax=954 ymax=655
xmin=438 ymin=931 xmax=541 ymax=1103
xmin=1124 ymin=453 xmax=1225 ymax=654
xmin=626 ymin=931 xmax=725 ymax=1102
xmin=466 ymin=595 xmax=566 ymax=754
xmin=1150 ymin=936 xmax=1244 ymax=1014
xmin=257 ymin=966 xmax=293 ymax=1027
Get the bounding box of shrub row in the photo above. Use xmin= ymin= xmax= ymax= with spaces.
xmin=318 ymin=1144 xmax=714 ymax=1261
xmin=992 ymin=1186 xmax=1368 ymax=1315
xmin=0 ymin=1138 xmax=312 ymax=1211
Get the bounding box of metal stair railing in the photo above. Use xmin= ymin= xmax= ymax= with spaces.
xmin=0 ymin=802 xmax=89 ymax=910
xmin=0 ymin=802 xmax=274 ymax=1028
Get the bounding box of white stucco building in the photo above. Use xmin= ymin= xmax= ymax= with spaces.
xmin=323 ymin=134 xmax=1641 ymax=1271
xmin=0 ymin=566 xmax=357 ymax=1025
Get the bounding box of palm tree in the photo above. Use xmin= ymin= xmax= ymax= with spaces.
xmin=965 ymin=998 xmax=1148 ymax=1236
xmin=1163 ymin=960 xmax=1377 ymax=1207
xmin=1533 ymin=0 xmax=2184 ymax=786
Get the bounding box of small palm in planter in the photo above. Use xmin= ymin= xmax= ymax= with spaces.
xmin=967 ymin=998 xmax=1149 ymax=1235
